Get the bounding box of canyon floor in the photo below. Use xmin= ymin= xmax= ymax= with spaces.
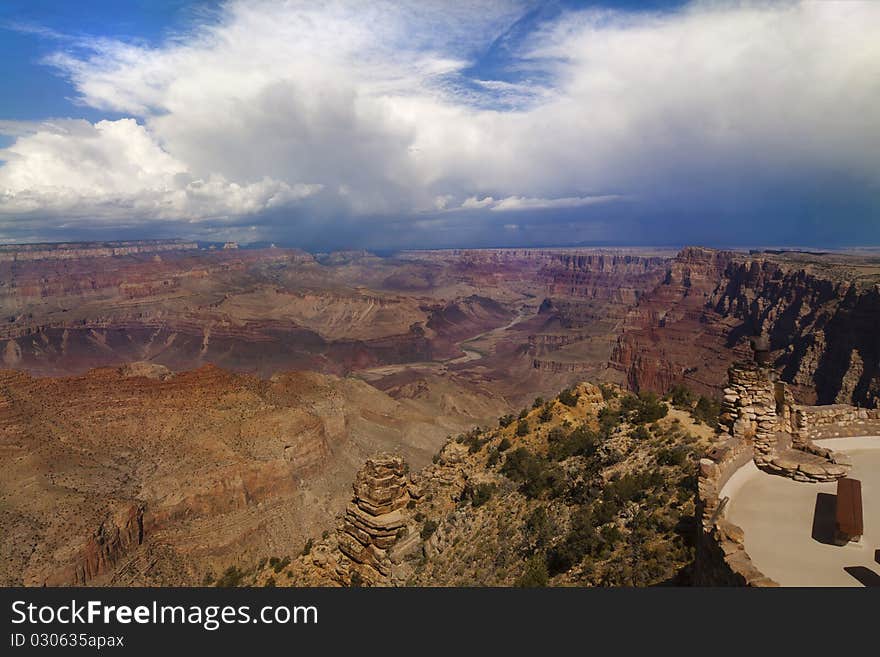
xmin=1 ymin=241 xmax=878 ymax=585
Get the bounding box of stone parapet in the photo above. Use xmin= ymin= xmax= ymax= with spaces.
xmin=795 ymin=404 xmax=880 ymax=440
xmin=695 ymin=445 xmax=778 ymax=586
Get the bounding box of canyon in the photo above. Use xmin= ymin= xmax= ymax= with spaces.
xmin=1 ymin=239 xmax=879 ymax=585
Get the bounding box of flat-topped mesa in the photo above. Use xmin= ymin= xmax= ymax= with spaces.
xmin=0 ymin=239 xmax=198 ymax=262
xmin=336 ymin=455 xmax=414 ymax=583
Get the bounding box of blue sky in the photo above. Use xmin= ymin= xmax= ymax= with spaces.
xmin=0 ymin=0 xmax=877 ymax=249
xmin=0 ymin=1 xmax=683 ymax=120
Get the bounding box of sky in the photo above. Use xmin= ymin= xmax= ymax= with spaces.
xmin=0 ymin=0 xmax=877 ymax=250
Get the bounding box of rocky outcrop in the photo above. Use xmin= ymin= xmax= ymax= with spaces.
xmin=336 ymin=455 xmax=415 ymax=584
xmin=73 ymin=503 xmax=145 ymax=586
xmin=280 ymin=455 xmax=421 ymax=587
xmin=531 ymin=359 xmax=596 ymax=373
xmin=118 ymin=361 xmax=174 ymax=381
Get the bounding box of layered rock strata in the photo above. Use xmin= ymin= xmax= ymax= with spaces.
xmin=336 ymin=455 xmax=417 ymax=584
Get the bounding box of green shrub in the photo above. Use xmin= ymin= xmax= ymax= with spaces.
xmin=539 ymin=404 xmax=554 ymax=423
xmin=669 ymin=384 xmax=693 ymax=409
xmin=532 ymin=397 xmax=545 ymax=409
xmin=657 ymin=446 xmax=689 ymax=466
xmin=692 ymin=395 xmax=720 ymax=428
xmin=630 ymin=425 xmax=651 ymax=441
xmin=498 ymin=437 xmax=511 ymax=452
xmin=498 ymin=414 xmax=515 ymax=428
xmin=215 ymin=566 xmax=245 ymax=587
xmin=270 ymin=556 xmax=290 ymax=573
xmin=470 ymin=483 xmax=496 ymax=508
xmin=461 ymin=427 xmax=488 ymax=453
xmin=546 ymin=509 xmax=600 ymax=576
xmin=631 ymin=393 xmax=668 ymax=425
xmin=518 ymin=408 xmax=529 ymax=420
xmin=557 ymin=387 xmax=579 ymax=407
xmin=599 ymin=384 xmax=617 ymax=401
xmin=301 ymin=539 xmax=313 ymax=556
xmin=598 ymin=407 xmax=622 ymax=437
xmin=548 ymin=424 xmax=598 ymax=461
xmin=525 ymin=507 xmax=554 ymax=549
xmin=516 ymin=554 xmax=549 ymax=587
xmin=620 ymin=394 xmax=640 ymax=413
xmin=516 ymin=419 xmax=530 ymax=437
xmin=501 ymin=448 xmax=562 ymax=498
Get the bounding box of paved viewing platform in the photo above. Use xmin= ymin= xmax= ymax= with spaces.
xmin=724 ymin=437 xmax=879 ymax=587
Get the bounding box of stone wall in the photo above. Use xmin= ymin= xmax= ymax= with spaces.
xmin=694 ymin=437 xmax=778 ymax=586
xmin=720 ymin=363 xmax=850 ymax=482
xmin=696 ymin=361 xmax=879 ymax=585
xmin=719 ymin=363 xmax=792 ymax=441
xmin=794 ymin=404 xmax=880 ymax=440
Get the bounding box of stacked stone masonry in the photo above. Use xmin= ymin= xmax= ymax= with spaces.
xmin=695 ymin=440 xmax=778 ymax=586
xmin=697 ymin=362 xmax=877 ymax=585
xmin=795 ymin=405 xmax=880 ymax=440
xmin=721 ymin=363 xmax=850 ymax=483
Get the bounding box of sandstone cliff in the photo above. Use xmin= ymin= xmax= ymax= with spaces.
xmin=709 ymin=258 xmax=880 ymax=406
xmin=0 ymin=364 xmax=504 ymax=586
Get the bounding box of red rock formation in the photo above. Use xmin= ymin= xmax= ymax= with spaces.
xmin=540 ymin=253 xmax=668 ymax=302
xmin=0 ymin=364 xmax=471 ymax=586
xmin=708 ymin=258 xmax=880 ymax=406
xmin=611 ymin=247 xmax=743 ymax=396
xmin=67 ymin=503 xmax=145 ymax=586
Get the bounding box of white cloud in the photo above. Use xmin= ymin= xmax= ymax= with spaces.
xmin=489 ymin=195 xmax=624 ymax=212
xmin=461 ymin=196 xmax=496 ymax=209
xmin=455 ymin=194 xmax=622 ymax=212
xmin=0 ymin=118 xmax=320 ymax=221
xmin=0 ymin=0 xmax=878 ymax=240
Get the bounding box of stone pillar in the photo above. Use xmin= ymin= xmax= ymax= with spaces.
xmin=721 ymin=364 xmax=779 ymax=439
xmin=336 ymin=454 xmax=411 ymax=584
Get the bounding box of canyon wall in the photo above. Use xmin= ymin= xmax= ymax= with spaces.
xmin=0 ymin=364 xmax=487 ymax=586
xmin=0 ymin=240 xmax=198 ymax=262
xmin=611 ymin=247 xmax=745 ymax=396
xmin=709 ymin=259 xmax=880 ymax=406
xmin=612 ymin=248 xmax=880 ymax=407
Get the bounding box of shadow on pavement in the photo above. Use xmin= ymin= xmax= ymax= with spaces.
xmin=811 ymin=493 xmax=837 ymax=545
xmin=843 ymin=566 xmax=880 ymax=587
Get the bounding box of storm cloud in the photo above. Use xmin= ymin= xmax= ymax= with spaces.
xmin=1 ymin=0 xmax=878 ymax=247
